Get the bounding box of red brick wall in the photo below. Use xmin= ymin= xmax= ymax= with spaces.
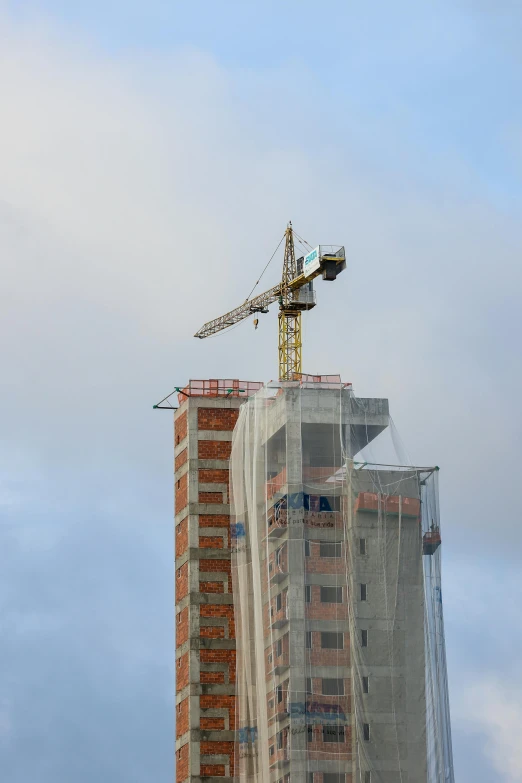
xmin=305 ymin=541 xmax=345 ymax=574
xmin=200 ymin=604 xmax=235 ymax=638
xmin=176 ymin=697 xmax=189 ymax=738
xmin=200 ymin=717 xmax=226 ymax=730
xmin=176 ymin=652 xmax=189 ymax=690
xmin=199 ymin=535 xmax=224 ymax=549
xmin=198 ymin=408 xmax=239 ymax=431
xmin=307 ymin=632 xmax=350 ymax=666
xmin=200 ymin=742 xmax=235 ymax=775
xmin=198 ymin=440 xmax=232 ymax=460
xmin=176 ymin=472 xmax=188 ymax=511
xmin=175 ymin=518 xmax=188 ymax=558
xmin=199 ymin=468 xmax=229 ymax=484
xmin=200 ymin=649 xmax=236 ymax=683
xmin=199 ymin=491 xmax=224 ymax=504
xmin=200 ymin=625 xmax=225 ymax=639
xmin=199 ymin=514 xmax=230 ymax=528
xmin=200 ymin=764 xmax=225 ymax=776
xmin=269 ymin=543 xmax=288 ymax=575
xmin=270 ymin=726 xmax=289 ymax=765
xmin=267 ymin=678 xmax=289 ymax=720
xmin=176 ymin=607 xmax=189 ymax=647
xmin=175 ymin=448 xmax=188 ymax=471
xmin=175 ymin=411 xmax=187 ymax=445
xmin=200 ymin=670 xmax=225 ymax=684
xmin=306 ymin=724 xmax=352 ymax=759
xmin=200 ymin=559 xmax=232 ymax=592
xmin=176 ymin=742 xmax=189 ymax=783
xmin=175 ymin=396 xmax=245 ymax=782
xmin=199 ymin=581 xmax=225 ymax=594
xmin=200 ymin=694 xmax=236 ymax=729
xmin=176 ymin=562 xmax=189 ymax=601
xmin=266 ymin=633 xmax=289 ymax=671
xmin=306 ymin=585 xmax=348 ymax=620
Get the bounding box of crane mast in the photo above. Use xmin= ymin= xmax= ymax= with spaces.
xmin=279 ymin=223 xmax=302 ymax=381
xmin=194 ymin=223 xmax=346 ymax=380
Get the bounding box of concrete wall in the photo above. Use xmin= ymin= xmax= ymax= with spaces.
xmin=349 ymin=473 xmax=426 ymax=783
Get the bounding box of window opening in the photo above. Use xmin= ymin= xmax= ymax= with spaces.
xmin=321 ymin=585 xmax=343 ymax=603
xmin=321 ymin=632 xmax=343 ymax=649
xmin=323 ymin=725 xmax=345 ymax=743
xmin=320 ymin=541 xmax=342 ymax=558
xmin=322 ymin=678 xmax=344 ymax=695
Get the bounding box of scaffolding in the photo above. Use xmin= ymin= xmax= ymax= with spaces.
xmin=230 ymin=381 xmax=454 ymax=783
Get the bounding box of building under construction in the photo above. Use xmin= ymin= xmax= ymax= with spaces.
xmin=168 ymin=227 xmax=454 ymax=783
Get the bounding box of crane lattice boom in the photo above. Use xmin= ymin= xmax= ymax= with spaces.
xmin=194 ymin=283 xmax=281 ymax=339
xmin=194 ymin=224 xmax=346 ymax=380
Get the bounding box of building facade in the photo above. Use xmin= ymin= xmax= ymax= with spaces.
xmin=175 ymin=380 xmax=262 ymax=783
xmin=175 ymin=378 xmax=453 ymax=783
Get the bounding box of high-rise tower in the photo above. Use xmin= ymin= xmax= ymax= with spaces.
xmin=174 ymin=380 xmax=263 ymax=782
xmin=174 ymin=377 xmax=453 ymax=783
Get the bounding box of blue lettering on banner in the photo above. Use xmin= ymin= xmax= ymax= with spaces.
xmin=277 ymin=493 xmax=335 ymax=511
xmin=231 ymin=522 xmax=246 ymax=539
xmin=288 ymin=492 xmax=304 ymax=509
xmin=288 ymin=702 xmax=346 ymax=723
xmin=238 ymin=726 xmax=258 ymax=744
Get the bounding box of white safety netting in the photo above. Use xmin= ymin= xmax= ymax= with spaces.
xmin=230 ymin=381 xmax=453 ymax=783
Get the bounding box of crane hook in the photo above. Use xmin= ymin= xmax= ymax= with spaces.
xmin=253 ymin=317 xmax=259 ymax=330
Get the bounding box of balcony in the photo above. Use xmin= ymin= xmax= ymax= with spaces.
xmin=355 ymin=491 xmax=420 ymax=518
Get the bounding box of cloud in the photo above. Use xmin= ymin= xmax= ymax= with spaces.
xmin=0 ymin=3 xmax=521 ymax=781
xmin=441 ymin=559 xmax=522 ymax=782
xmin=457 ymin=678 xmax=522 ymax=781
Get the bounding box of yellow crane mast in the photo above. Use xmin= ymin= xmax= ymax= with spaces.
xmin=194 ymin=223 xmax=346 ymax=381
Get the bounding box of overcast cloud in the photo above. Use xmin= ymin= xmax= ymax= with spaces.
xmin=1 ymin=2 xmax=521 ymax=781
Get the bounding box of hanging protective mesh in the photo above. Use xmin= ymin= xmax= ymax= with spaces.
xmin=230 ymin=381 xmax=454 ymax=783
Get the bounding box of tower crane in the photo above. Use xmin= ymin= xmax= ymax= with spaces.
xmin=194 ymin=223 xmax=346 ymax=381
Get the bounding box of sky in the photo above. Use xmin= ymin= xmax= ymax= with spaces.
xmin=0 ymin=0 xmax=521 ymax=780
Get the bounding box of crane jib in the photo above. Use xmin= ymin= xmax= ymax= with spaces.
xmin=193 ymin=228 xmax=346 ymax=382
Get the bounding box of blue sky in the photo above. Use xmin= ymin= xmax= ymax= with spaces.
xmin=8 ymin=0 xmax=522 ymax=203
xmin=1 ymin=1 xmax=521 ymax=781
